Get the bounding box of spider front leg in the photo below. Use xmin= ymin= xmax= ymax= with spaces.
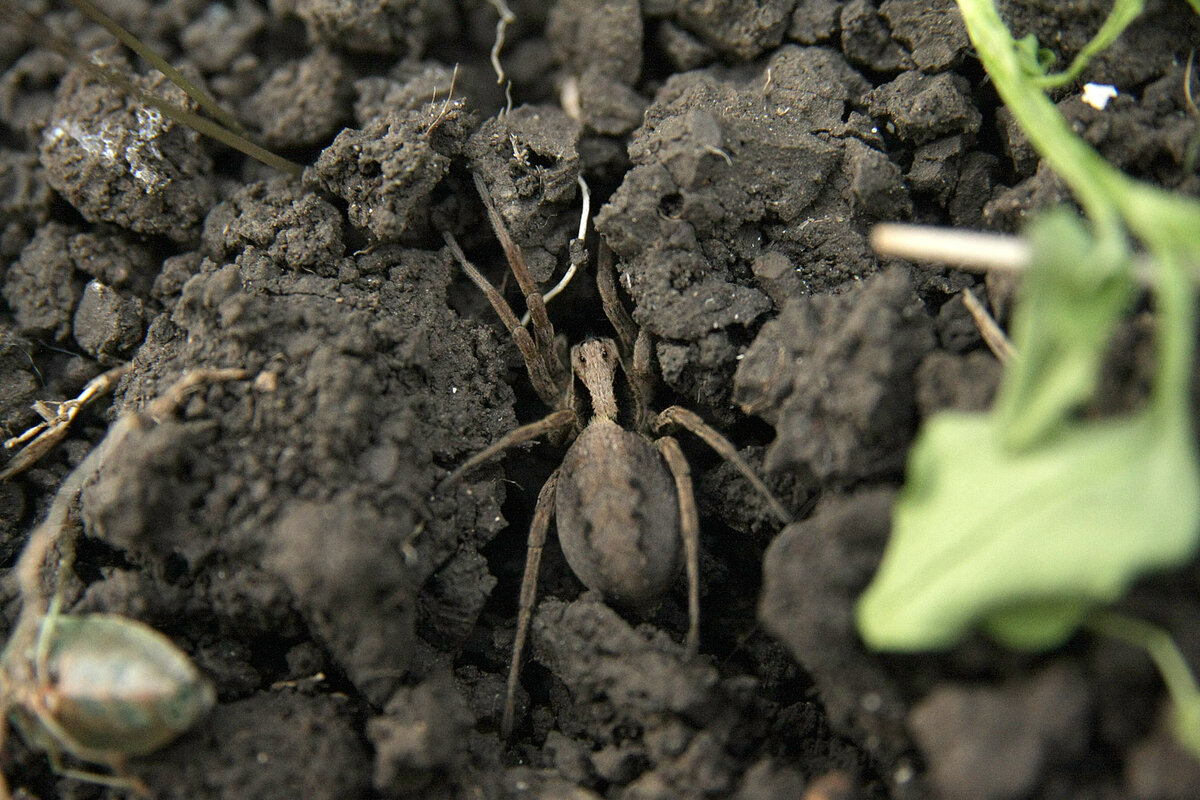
xmin=443 ymin=230 xmax=563 ymax=407
xmin=440 ymin=409 xmax=576 ymax=488
xmin=596 ymin=243 xmax=656 ymax=426
xmin=595 ymin=243 xmax=638 ymax=362
xmin=470 ymin=174 xmax=561 ymax=370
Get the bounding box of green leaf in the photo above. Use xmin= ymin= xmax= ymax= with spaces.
xmin=855 ymin=409 xmax=1200 ymax=651
xmin=982 ymin=600 xmax=1091 ymax=650
xmin=1014 ymin=33 xmax=1056 ymax=76
xmin=926 ymin=0 xmax=1200 ymax=762
xmin=994 ymin=211 xmax=1133 ymax=450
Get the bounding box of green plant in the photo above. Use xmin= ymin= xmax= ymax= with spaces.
xmin=1024 ymin=0 xmax=1200 ymax=88
xmin=857 ymin=0 xmax=1200 ymax=755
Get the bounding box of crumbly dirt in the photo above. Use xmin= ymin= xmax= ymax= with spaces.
xmin=1 ymin=1 xmax=1199 ymax=799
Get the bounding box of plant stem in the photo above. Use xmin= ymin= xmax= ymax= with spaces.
xmin=1032 ymin=0 xmax=1143 ymax=88
xmin=956 ymin=1 xmax=1128 ymax=231
xmin=1086 ymin=611 xmax=1200 ymax=755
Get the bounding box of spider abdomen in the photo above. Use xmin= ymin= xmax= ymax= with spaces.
xmin=556 ymin=419 xmax=681 ymax=611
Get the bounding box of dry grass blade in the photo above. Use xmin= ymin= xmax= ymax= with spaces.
xmin=1 ymin=0 xmax=302 ymax=176
xmin=1 ymin=364 xmax=131 ymax=481
xmin=961 ymin=288 xmax=1015 ymax=364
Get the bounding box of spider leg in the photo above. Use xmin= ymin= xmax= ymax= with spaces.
xmin=440 ymin=409 xmax=576 ymax=489
xmin=629 ymin=330 xmax=659 ymax=431
xmin=596 ymin=242 xmax=638 ymax=359
xmin=655 ymin=406 xmax=792 ymax=525
xmin=472 ymin=174 xmax=562 ymax=370
xmin=503 ymin=468 xmax=560 ymax=739
xmin=443 ymin=230 xmax=563 ymax=407
xmin=654 ymin=437 xmax=700 ymax=656
xmin=596 ymin=243 xmax=657 ymax=425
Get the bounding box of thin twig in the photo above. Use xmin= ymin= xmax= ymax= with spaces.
xmin=870 ymin=222 xmax=1165 ymax=285
xmin=66 ymin=0 xmax=246 ymax=136
xmin=1 ymin=364 xmax=131 ymax=481
xmin=962 ymin=289 xmax=1016 ymax=364
xmin=871 ymin=223 xmax=1032 ymax=274
xmin=2 ymin=0 xmax=302 ymax=176
xmin=429 ymin=63 xmax=460 ymax=129
xmin=1186 ymin=52 xmax=1199 ymax=119
xmin=1183 ymin=51 xmax=1200 ymax=174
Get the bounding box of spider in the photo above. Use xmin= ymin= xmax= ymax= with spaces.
xmin=442 ymin=174 xmax=791 ymax=737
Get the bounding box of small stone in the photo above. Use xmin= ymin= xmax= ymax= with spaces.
xmin=867 ymin=71 xmax=981 ymax=146
xmin=1125 ymin=715 xmax=1200 ymax=800
xmin=73 ymin=280 xmax=144 ymax=358
xmin=908 ymin=662 xmax=1092 ymax=800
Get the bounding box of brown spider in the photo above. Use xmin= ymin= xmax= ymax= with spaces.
xmin=443 ymin=174 xmax=791 ymax=737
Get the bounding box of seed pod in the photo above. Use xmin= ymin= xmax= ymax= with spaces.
xmin=7 ymin=613 xmax=215 ymax=763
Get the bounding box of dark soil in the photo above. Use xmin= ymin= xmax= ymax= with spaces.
xmin=1 ymin=1 xmax=1199 ymax=798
